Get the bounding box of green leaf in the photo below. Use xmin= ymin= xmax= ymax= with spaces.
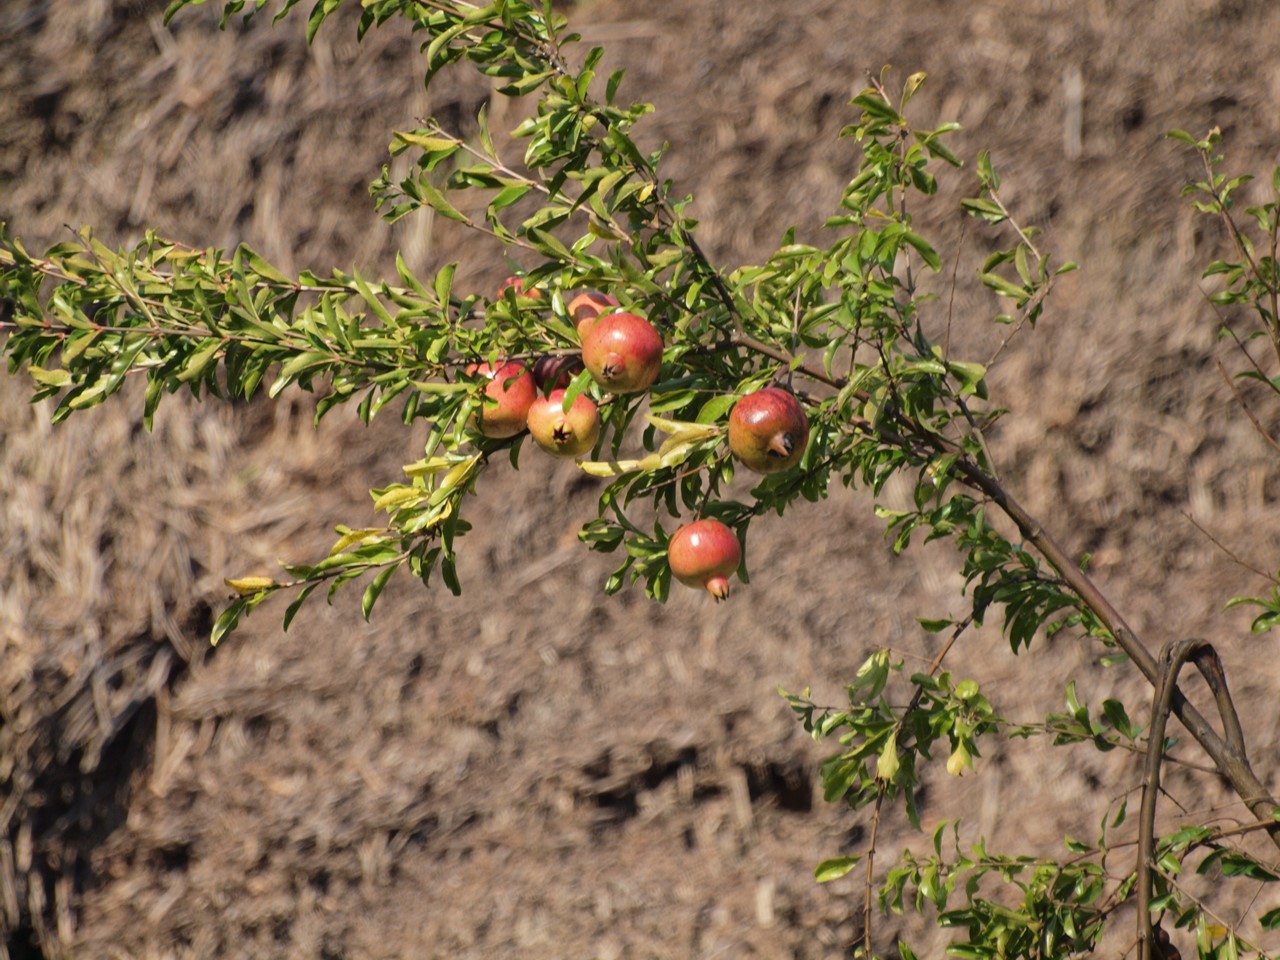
xmin=305 ymin=0 xmax=343 ymax=43
xmin=27 ymin=366 xmax=72 ymax=387
xmin=1101 ymin=699 xmax=1134 ymax=739
xmin=903 ymin=230 xmax=941 ymax=271
xmin=361 ymin=564 xmax=398 ymax=621
xmin=426 ymin=20 xmax=471 ymax=70
xmin=211 ymin=598 xmax=247 ymax=646
xmin=418 ymin=179 xmax=470 ymax=223
xmin=1214 ymin=851 xmax=1280 ymax=882
xmin=695 ymin=392 xmax=739 ymax=425
xmin=815 ymin=855 xmax=861 ymax=883
xmin=477 ymin=103 xmax=496 ymax=158
xmin=269 ymin=350 xmax=329 ymax=397
xmin=961 ymin=198 xmax=1007 ymax=224
xmin=392 ymin=130 xmax=461 ymax=155
xmin=851 ymin=93 xmax=901 ymax=124
xmin=979 ymin=271 xmax=1027 ymax=300
xmin=175 ymin=338 xmax=224 ymax=383
xmin=489 ymin=183 xmax=533 ymax=212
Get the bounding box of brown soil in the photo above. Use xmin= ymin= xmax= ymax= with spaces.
xmin=4 ymin=1 xmax=1280 ymax=958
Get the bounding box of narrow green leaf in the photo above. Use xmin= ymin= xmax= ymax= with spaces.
xmin=477 ymin=102 xmax=496 ymax=158
xmin=815 ymin=855 xmax=861 ymax=883
xmin=211 ymin=599 xmax=246 ymax=646
xmin=305 ymin=0 xmax=342 ymax=43
xmin=280 ymin=581 xmax=318 ymax=632
xmin=175 ymin=338 xmax=223 ymax=383
xmin=961 ymin=198 xmax=1007 ymax=223
xmin=361 ymin=564 xmax=398 ymax=621
xmin=903 ymin=230 xmax=941 ymax=271
xmin=418 ymin=180 xmax=470 ymax=223
xmin=27 ymin=366 xmax=72 ymax=387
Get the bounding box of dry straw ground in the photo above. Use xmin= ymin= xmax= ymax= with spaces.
xmin=4 ymin=1 xmax=1280 ymax=957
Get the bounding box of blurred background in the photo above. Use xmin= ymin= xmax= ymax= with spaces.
xmin=4 ymin=1 xmax=1280 ymax=957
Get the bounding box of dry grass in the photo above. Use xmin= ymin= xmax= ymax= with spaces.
xmin=4 ymin=0 xmax=1280 ymax=957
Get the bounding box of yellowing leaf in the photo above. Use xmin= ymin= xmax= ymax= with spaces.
xmin=27 ymin=366 xmax=72 ymax=387
xmin=403 ymin=456 xmax=459 ymax=478
xmin=373 ymin=486 xmax=426 ymax=512
xmin=877 ymin=733 xmax=900 ymax=783
xmin=646 ymin=414 xmax=721 ymax=448
xmin=391 ymin=131 xmax=460 ymax=153
xmin=946 ymin=742 xmax=972 ymax=777
xmin=328 ymin=527 xmax=387 ymax=557
xmin=224 ymin=576 xmax=278 ymax=595
xmin=578 ymin=458 xmax=645 ymax=477
xmin=429 ymin=454 xmax=481 ymax=504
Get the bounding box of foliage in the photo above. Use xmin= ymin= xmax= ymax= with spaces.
xmin=3 ymin=2 xmax=1280 ymax=957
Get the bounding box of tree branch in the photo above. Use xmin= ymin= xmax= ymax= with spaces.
xmin=1137 ymin=638 xmax=1205 ymax=960
xmin=953 ymin=461 xmax=1280 ymax=842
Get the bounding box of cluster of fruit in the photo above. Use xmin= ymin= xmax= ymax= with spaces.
xmin=467 ymin=278 xmax=810 ymax=599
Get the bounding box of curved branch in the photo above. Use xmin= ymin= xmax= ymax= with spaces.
xmin=1137 ymin=638 xmax=1205 ymax=960
xmin=954 ymin=461 xmax=1280 ymax=842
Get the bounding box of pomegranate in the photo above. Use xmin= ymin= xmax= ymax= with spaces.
xmin=668 ymin=518 xmax=742 ymax=600
xmin=497 ymin=275 xmax=543 ymax=300
xmin=532 ymin=354 xmax=584 ymax=392
xmin=467 ymin=361 xmax=537 ymax=438
xmin=581 ymin=311 xmax=663 ymax=394
xmin=568 ymin=290 xmax=620 ymax=339
xmin=526 ymin=389 xmax=601 ymax=457
xmin=728 ymin=387 xmax=809 ymax=474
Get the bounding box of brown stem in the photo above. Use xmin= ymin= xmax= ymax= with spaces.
xmin=1189 ymin=645 xmax=1248 ymax=761
xmin=1137 ymin=638 xmax=1205 ymax=960
xmin=863 ymin=791 xmax=884 ymax=959
xmin=952 ymin=460 xmax=1280 ymax=838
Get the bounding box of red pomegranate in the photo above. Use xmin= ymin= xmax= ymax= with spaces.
xmin=727 ymin=387 xmax=809 ymax=474
xmin=581 ymin=311 xmax=663 ymax=394
xmin=526 ymin=389 xmax=601 ymax=457
xmin=467 ymin=361 xmax=536 ymax=439
xmin=532 ymin=354 xmax=584 ymax=392
xmin=497 ymin=275 xmax=543 ymax=300
xmin=668 ymin=518 xmax=742 ymax=600
xmin=568 ymin=290 xmax=620 ymax=339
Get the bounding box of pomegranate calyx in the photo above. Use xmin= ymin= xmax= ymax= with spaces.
xmin=768 ymin=432 xmax=795 ymax=459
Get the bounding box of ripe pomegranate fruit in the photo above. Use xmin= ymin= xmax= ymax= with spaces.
xmin=581 ymin=311 xmax=663 ymax=394
xmin=567 ymin=290 xmax=619 ymax=339
xmin=467 ymin=361 xmax=536 ymax=438
xmin=728 ymin=387 xmax=809 ymax=474
xmin=532 ymin=354 xmax=583 ymax=392
xmin=526 ymin=389 xmax=601 ymax=457
xmin=497 ymin=275 xmax=543 ymax=300
xmin=668 ymin=518 xmax=742 ymax=600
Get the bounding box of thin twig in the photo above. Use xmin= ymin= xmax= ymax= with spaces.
xmin=984 ymin=278 xmax=1054 ymax=370
xmin=1181 ymin=508 xmax=1280 ymax=587
xmin=944 ymin=216 xmax=968 ymax=363
xmin=1213 ymin=357 xmax=1280 ymax=455
xmin=863 ymin=790 xmax=885 ymax=959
